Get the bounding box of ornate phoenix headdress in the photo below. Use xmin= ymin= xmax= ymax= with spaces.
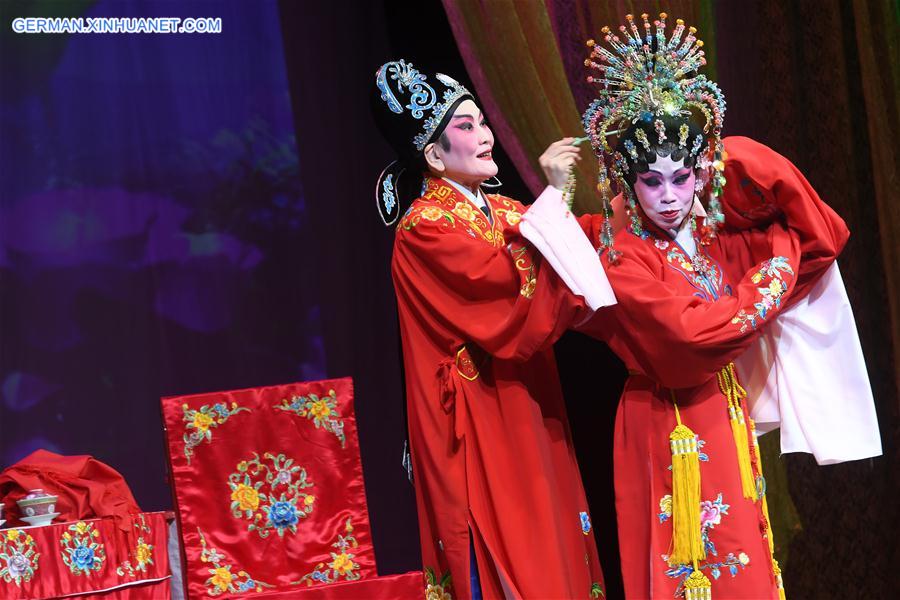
xmin=581 ymin=13 xmax=727 ymax=261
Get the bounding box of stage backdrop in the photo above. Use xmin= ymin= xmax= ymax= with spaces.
xmin=0 ymin=0 xmax=325 ymax=497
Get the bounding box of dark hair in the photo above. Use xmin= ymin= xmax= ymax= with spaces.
xmin=615 ymin=114 xmax=704 ymax=187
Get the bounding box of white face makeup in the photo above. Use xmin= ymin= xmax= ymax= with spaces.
xmin=632 ymin=154 xmax=697 ymax=236
xmin=425 ymin=99 xmax=498 ymax=191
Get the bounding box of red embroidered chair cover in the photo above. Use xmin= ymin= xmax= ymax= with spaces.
xmin=162 ymin=378 xmax=408 ymax=597
xmin=0 ymin=512 xmax=170 ymax=599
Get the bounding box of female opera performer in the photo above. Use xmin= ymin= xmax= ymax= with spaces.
xmin=555 ymin=13 xmax=882 ymax=600
xmin=371 ymin=60 xmax=615 ymax=599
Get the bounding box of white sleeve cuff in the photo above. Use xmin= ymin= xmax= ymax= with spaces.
xmin=519 ymin=186 xmax=616 ymax=311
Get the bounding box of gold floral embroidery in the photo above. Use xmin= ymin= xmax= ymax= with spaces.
xmin=228 ymin=452 xmax=315 ymax=538
xmin=510 ymin=244 xmax=537 ymax=298
xmin=116 ymin=514 xmax=155 ymax=577
xmin=60 ymin=521 xmax=105 ymax=576
xmin=420 ymin=206 xmax=443 ymax=222
xmin=274 ymin=389 xmax=346 ymax=447
xmin=424 ymin=566 xmax=453 ymax=600
xmin=0 ymin=529 xmax=39 ymax=586
xmin=400 ymin=179 xmax=505 ymax=247
xmin=293 ymin=518 xmax=362 ymax=586
xmin=451 ymin=201 xmax=476 ymax=222
xmin=198 ymin=528 xmax=273 ymax=595
xmin=182 ymin=401 xmax=250 ymax=464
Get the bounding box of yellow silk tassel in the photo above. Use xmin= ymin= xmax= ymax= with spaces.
xmin=668 ymin=397 xmax=706 ymax=566
xmin=718 ymin=364 xmax=757 ymax=501
xmin=684 ymin=561 xmax=713 ymax=600
xmin=752 ymin=420 xmax=787 ymax=600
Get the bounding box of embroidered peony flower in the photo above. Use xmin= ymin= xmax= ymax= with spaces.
xmin=8 ymin=553 xmax=30 ymax=578
xmin=330 ymin=552 xmax=355 ymax=576
xmin=210 ymin=566 xmax=233 ymax=591
xmin=192 ymin=411 xmax=214 ymax=432
xmin=426 ymin=583 xmax=452 ymax=600
xmin=700 ymin=500 xmax=723 ymax=529
xmin=654 ymin=239 xmax=670 ymax=250
xmin=659 ymin=495 xmax=673 ymax=518
xmin=72 ymin=544 xmax=96 ymax=570
xmin=7 ymin=530 xmax=20 ymax=541
xmin=310 ymin=399 xmax=332 ymax=421
xmin=738 ymin=552 xmax=750 ymax=565
xmin=420 ymin=206 xmax=443 ymax=222
xmin=452 ymin=202 xmax=476 ymax=222
xmin=267 ymin=501 xmax=299 ymax=529
xmin=231 ymin=484 xmax=260 ymax=512
xmin=768 ymin=278 xmax=784 ymax=295
xmin=136 ymin=542 xmax=153 ymax=566
xmin=74 ymin=522 xmax=89 ymax=535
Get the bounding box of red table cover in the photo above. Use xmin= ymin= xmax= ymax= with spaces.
xmin=162 ymin=378 xmax=385 ymax=597
xmin=0 ymin=511 xmax=170 ymax=599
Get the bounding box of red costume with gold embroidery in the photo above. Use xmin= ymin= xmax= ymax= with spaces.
xmin=579 ymin=137 xmax=848 ymax=598
xmin=392 ymin=177 xmax=605 ymax=600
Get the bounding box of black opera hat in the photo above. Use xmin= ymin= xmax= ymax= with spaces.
xmin=372 ymin=59 xmax=474 ymax=226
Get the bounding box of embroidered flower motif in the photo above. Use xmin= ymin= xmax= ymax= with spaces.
xmin=8 ymin=554 xmax=30 ymax=580
xmin=503 ymin=210 xmax=522 ymax=226
xmin=0 ymin=530 xmax=40 ymax=587
xmin=72 ymin=546 xmax=96 ymax=570
xmin=295 ymin=518 xmax=362 ymax=586
xmin=135 ymin=542 xmax=153 ymax=567
xmin=198 ymin=528 xmax=273 ymax=595
xmin=275 ymin=389 xmax=346 ymax=447
xmin=658 ymin=494 xmax=673 ymax=523
xmin=211 ymin=566 xmax=234 ymax=592
xmin=420 ymin=206 xmax=443 ymax=221
xmin=579 ymin=511 xmax=592 ymax=535
xmin=700 ymin=499 xmax=723 ymax=528
xmin=732 ymin=256 xmax=793 ymax=332
xmin=661 ymin=492 xmax=745 ymax=595
xmin=426 ymin=583 xmax=453 ymax=600
xmin=231 ymin=484 xmax=260 ymax=512
xmin=182 ymin=401 xmax=250 ymax=464
xmin=228 ymin=452 xmax=315 ymax=538
xmin=330 ymin=553 xmax=354 ymax=575
xmin=451 ymin=201 xmax=476 ymax=222
xmin=192 ymin=411 xmax=214 ymax=432
xmin=60 ymin=521 xmax=105 ymax=576
xmin=423 ymin=566 xmax=453 ymax=600
xmin=654 ymin=239 xmax=670 ymax=250
xmin=267 ymin=501 xmax=299 ymax=530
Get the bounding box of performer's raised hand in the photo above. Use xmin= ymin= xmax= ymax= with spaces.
xmin=539 ymin=138 xmax=582 ymax=190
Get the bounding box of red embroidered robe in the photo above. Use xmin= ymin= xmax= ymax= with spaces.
xmin=391 ymin=177 xmax=606 ymax=600
xmin=579 ymin=137 xmax=849 ymax=599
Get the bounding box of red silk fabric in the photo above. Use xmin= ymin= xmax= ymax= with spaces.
xmin=162 ymin=378 xmax=380 ymax=597
xmin=0 ymin=512 xmax=170 ymax=599
xmin=0 ymin=450 xmax=142 ymax=530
